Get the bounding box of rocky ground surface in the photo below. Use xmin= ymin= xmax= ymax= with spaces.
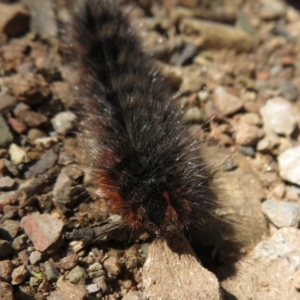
xmin=1 ymin=0 xmax=300 ymax=299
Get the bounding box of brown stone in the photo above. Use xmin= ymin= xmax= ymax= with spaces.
xmin=18 ymin=110 xmax=48 ymax=128
xmin=143 ymin=235 xmax=222 ymax=300
xmin=7 ymin=117 xmax=27 ymax=134
xmin=20 ymin=213 xmax=64 ymax=252
xmin=0 ymin=260 xmax=13 ymax=282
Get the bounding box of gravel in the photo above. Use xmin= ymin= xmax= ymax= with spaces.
xmin=1 ymin=0 xmax=300 ymax=299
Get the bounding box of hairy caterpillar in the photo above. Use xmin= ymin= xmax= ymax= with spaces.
xmin=73 ymin=0 xmax=217 ymax=238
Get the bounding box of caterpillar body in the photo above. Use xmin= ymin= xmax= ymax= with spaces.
xmin=74 ymin=0 xmax=216 ymax=237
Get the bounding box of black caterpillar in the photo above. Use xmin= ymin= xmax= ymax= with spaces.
xmin=73 ymin=0 xmax=217 ymax=237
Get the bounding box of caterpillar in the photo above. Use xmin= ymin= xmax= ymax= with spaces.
xmin=73 ymin=0 xmax=217 ymax=238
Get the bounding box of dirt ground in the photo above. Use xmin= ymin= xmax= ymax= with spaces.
xmin=1 ymin=0 xmax=300 ymax=299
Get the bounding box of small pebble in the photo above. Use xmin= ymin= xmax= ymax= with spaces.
xmin=4 ymin=73 xmax=51 ymax=105
xmin=13 ymin=103 xmax=30 ymax=116
xmin=88 ymin=262 xmax=104 ymax=278
xmin=86 ymin=283 xmax=100 ymax=294
xmin=0 ymin=114 xmax=13 ymax=148
xmin=278 ymin=80 xmax=298 ymax=102
xmin=18 ymin=249 xmax=29 ymax=265
xmin=236 ymin=11 xmax=254 ymax=35
xmin=11 ymin=265 xmax=28 ymax=285
xmin=1 ymin=220 xmax=19 ymax=239
xmin=51 ymin=111 xmax=76 ymax=135
xmin=262 ymin=199 xmax=300 ymax=228
xmin=34 ymin=136 xmax=58 ymax=148
xmin=51 ymin=81 xmax=76 ymax=108
xmin=44 ymin=260 xmax=60 ymax=282
xmin=278 ymin=147 xmax=300 ymax=185
xmin=174 ymin=42 xmax=198 ymax=66
xmin=256 ymin=133 xmax=280 ymax=152
xmin=11 ymin=234 xmax=26 ymax=251
xmin=234 ymin=122 xmax=264 ymax=146
xmin=20 ymin=213 xmax=64 ymax=252
xmin=38 ymin=280 xmax=52 ymax=292
xmin=0 ymin=190 xmax=16 ymax=207
xmin=29 ymin=276 xmax=40 ymax=287
xmin=19 ymin=110 xmax=48 ymax=128
xmin=0 ymin=176 xmax=15 ymax=191
xmin=260 ymin=0 xmax=287 ymax=20
xmin=103 ymin=256 xmax=122 ymax=276
xmin=3 ymin=158 xmax=20 ymax=176
xmin=272 ymin=183 xmax=285 ymax=199
xmin=180 ymin=74 xmax=205 ymax=94
xmin=0 ymin=260 xmax=13 ymax=282
xmin=52 ymin=167 xmax=76 ymax=207
xmin=25 ymin=144 xmax=59 ymax=177
xmin=24 ymin=0 xmax=58 ymax=36
xmin=123 ymin=279 xmax=133 ymax=289
xmin=65 ymin=265 xmax=88 ymax=285
xmin=239 ymin=112 xmax=261 ymax=126
xmin=27 ymin=128 xmax=46 ymax=141
xmin=0 ymin=93 xmax=17 ymax=112
xmin=29 ymin=251 xmax=43 ymax=265
xmin=0 ymin=282 xmax=14 ymax=300
xmin=7 ymin=117 xmax=27 ymax=134
xmin=93 ymin=276 xmax=107 ymax=293
xmin=9 ymin=143 xmax=27 ymax=164
xmin=260 ymin=97 xmax=296 ymax=136
xmin=198 ymin=90 xmax=209 ymax=102
xmin=179 ymin=17 xmax=254 ymax=52
xmin=238 ymin=146 xmax=255 ymax=157
xmin=213 ymin=88 xmax=243 ymax=116
xmin=286 ymin=187 xmax=300 ymax=201
xmin=183 ymin=107 xmax=205 ymax=123
xmin=57 ymin=253 xmax=78 ymax=270
xmin=47 ymin=281 xmax=88 ymax=299
xmin=3 ymin=203 xmax=18 ymax=215
xmin=88 ymin=262 xmax=102 ymax=272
